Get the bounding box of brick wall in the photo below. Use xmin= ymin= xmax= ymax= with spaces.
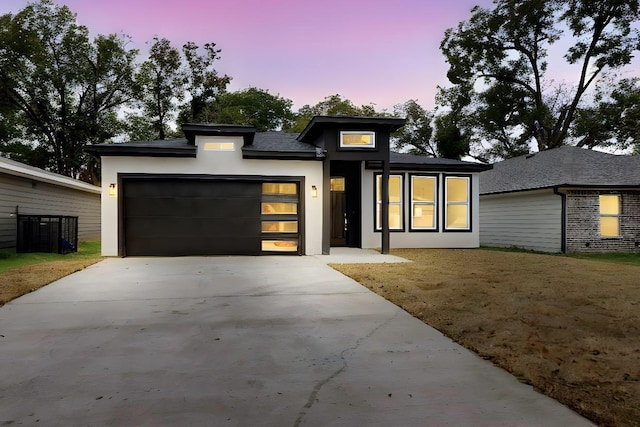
xmin=566 ymin=190 xmax=640 ymax=253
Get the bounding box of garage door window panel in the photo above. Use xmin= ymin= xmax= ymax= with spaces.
xmin=261 ymin=182 xmax=300 ymax=254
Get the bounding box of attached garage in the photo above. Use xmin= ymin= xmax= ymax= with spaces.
xmin=121 ymin=176 xmax=301 ymax=256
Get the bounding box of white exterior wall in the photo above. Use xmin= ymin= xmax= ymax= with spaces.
xmin=479 ymin=189 xmax=562 ymax=252
xmin=361 ymin=167 xmax=481 ymax=249
xmin=100 ymin=136 xmax=324 ymax=256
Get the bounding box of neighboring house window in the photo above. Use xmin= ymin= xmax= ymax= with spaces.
xmin=411 ymin=175 xmax=437 ymax=230
xmin=375 ymin=174 xmax=403 ymax=230
xmin=600 ymin=195 xmax=620 ymax=237
xmin=340 ymin=131 xmax=375 ymax=148
xmin=444 ymin=176 xmax=470 ymax=231
xmin=203 ymin=141 xmax=235 ymax=151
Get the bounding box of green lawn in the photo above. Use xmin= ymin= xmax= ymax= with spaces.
xmin=0 ymin=241 xmax=102 ymax=274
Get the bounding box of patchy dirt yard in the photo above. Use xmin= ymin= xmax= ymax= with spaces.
xmin=331 ymin=249 xmax=640 ymax=427
xmin=0 ymin=259 xmax=101 ymax=306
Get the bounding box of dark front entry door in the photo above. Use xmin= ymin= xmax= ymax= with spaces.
xmin=330 ymin=177 xmax=347 ymax=246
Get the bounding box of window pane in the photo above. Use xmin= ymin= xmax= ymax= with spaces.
xmin=262 ymin=202 xmax=297 ymax=214
xmin=262 ymin=183 xmax=297 ymax=195
xmin=599 ymin=195 xmax=619 ymax=215
xmin=601 ymin=217 xmax=619 ymax=237
xmin=341 ymin=132 xmax=374 ymax=146
xmin=447 ymin=177 xmax=469 ymax=203
xmin=446 ymin=205 xmax=469 ymax=229
xmin=413 ymin=204 xmax=435 ymax=228
xmin=330 ymin=178 xmax=345 ymax=192
xmin=203 ymin=142 xmax=235 ymax=151
xmin=389 ymin=176 xmax=402 ymax=203
xmin=412 ymin=176 xmax=435 ymax=202
xmin=262 ymin=240 xmax=298 ymax=252
xmin=261 ymin=221 xmax=298 ymax=233
xmin=389 ymin=204 xmax=402 ymax=229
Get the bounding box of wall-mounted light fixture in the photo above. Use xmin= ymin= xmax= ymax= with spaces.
xmin=311 ymin=185 xmax=318 ymax=198
xmin=9 ymin=205 xmax=19 ymax=218
xmin=108 ymin=183 xmax=117 ymax=197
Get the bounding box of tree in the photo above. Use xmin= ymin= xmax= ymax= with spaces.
xmin=0 ymin=0 xmax=137 ymax=181
xmin=433 ymin=112 xmax=471 ymax=160
xmin=573 ymin=77 xmax=640 ymax=152
xmin=178 ymin=41 xmax=231 ymax=124
xmin=440 ymin=0 xmax=640 ymax=159
xmin=392 ymin=100 xmax=436 ymax=156
xmin=285 ymin=94 xmax=381 ymax=133
xmin=214 ymin=87 xmax=294 ymax=131
xmin=133 ymin=37 xmax=183 ymax=140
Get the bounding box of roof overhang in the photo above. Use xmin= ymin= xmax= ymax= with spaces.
xmin=297 ymin=116 xmax=406 ymax=143
xmin=0 ymin=158 xmax=101 ymax=194
xmin=85 ymin=143 xmax=196 ymax=158
xmin=366 ymin=160 xmax=492 ymax=173
xmin=182 ymin=123 xmax=256 ymax=145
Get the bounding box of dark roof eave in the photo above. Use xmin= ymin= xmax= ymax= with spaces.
xmin=182 ymin=123 xmax=256 ymax=145
xmin=481 ymin=183 xmax=640 ymax=196
xmin=298 ymin=116 xmax=406 ymax=143
xmin=241 ymin=148 xmax=325 ymax=161
xmin=366 ymin=161 xmax=492 ymax=173
xmin=85 ymin=146 xmax=196 ymax=157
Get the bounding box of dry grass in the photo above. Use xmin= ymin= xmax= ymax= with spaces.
xmin=0 ymin=259 xmax=102 ymax=306
xmin=331 ymin=249 xmax=640 ymax=427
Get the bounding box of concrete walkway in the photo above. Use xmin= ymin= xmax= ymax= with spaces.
xmin=0 ymin=256 xmax=591 ymax=426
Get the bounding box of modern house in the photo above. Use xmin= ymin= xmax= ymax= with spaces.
xmin=87 ymin=116 xmax=490 ymax=257
xmin=480 ymin=146 xmax=640 ymax=253
xmin=0 ymin=156 xmax=101 ymax=249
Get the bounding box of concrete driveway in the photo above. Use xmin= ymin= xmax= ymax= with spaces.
xmin=0 ymin=256 xmax=590 ymax=426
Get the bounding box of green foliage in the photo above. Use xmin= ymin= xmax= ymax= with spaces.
xmin=573 ymin=77 xmax=640 ymax=152
xmin=0 ymin=240 xmax=102 ymax=274
xmin=440 ymin=0 xmax=640 ymax=160
xmin=214 ymin=87 xmax=294 ymax=131
xmin=179 ymin=42 xmax=231 ymax=124
xmin=133 ymin=37 xmax=183 ymax=141
xmin=284 ymin=94 xmax=382 ymax=133
xmin=433 ymin=113 xmax=470 ymax=160
xmin=0 ymin=0 xmax=137 ymax=182
xmin=392 ymin=100 xmax=436 ymax=156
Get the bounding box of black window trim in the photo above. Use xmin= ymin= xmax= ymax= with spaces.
xmin=409 ymin=173 xmax=440 ymax=232
xmin=373 ymin=172 xmax=406 ymax=233
xmin=443 ymin=174 xmax=473 ymax=233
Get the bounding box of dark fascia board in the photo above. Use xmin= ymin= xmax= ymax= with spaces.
xmin=241 ymin=148 xmax=324 ymax=161
xmin=366 ymin=160 xmax=492 ymax=173
xmin=481 ymin=183 xmax=640 ymax=196
xmin=182 ymin=123 xmax=256 ymax=145
xmin=85 ymin=144 xmax=196 ymax=158
xmin=297 ymin=115 xmax=406 ymax=143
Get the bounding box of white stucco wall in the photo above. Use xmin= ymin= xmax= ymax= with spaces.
xmin=479 ymin=189 xmax=562 ymax=252
xmin=100 ymin=136 xmax=324 ymax=256
xmin=361 ymin=167 xmax=481 ymax=249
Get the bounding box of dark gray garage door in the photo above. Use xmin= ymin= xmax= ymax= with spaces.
xmin=123 ymin=179 xmax=262 ymax=256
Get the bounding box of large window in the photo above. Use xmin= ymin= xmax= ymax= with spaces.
xmin=261 ymin=182 xmax=299 ymax=253
xmin=411 ymin=175 xmax=437 ymax=230
xmin=444 ymin=176 xmax=470 ymax=231
xmin=375 ymin=174 xmax=403 ymax=230
xmin=600 ymin=195 xmax=620 ymax=237
xmin=340 ymin=131 xmax=375 ymax=148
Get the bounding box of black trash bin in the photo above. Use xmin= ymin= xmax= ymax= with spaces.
xmin=16 ymin=215 xmax=78 ymax=254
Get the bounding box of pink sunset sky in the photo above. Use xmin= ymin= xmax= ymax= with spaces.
xmin=0 ymin=0 xmax=500 ymax=111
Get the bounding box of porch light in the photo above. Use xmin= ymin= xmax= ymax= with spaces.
xmin=108 ymin=183 xmax=117 ymax=197
xmin=311 ymin=185 xmax=318 ymax=198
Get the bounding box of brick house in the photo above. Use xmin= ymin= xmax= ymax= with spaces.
xmin=479 ymin=146 xmax=640 ymax=253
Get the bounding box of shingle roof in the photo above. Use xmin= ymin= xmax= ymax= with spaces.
xmin=247 ymin=132 xmax=317 ymax=153
xmin=480 ymin=146 xmax=640 ymax=195
xmin=390 ymin=152 xmax=491 ymax=171
xmin=0 ymin=156 xmax=100 ymax=193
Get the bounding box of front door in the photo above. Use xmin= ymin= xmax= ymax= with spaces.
xmin=330 ymin=177 xmax=347 ymax=246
